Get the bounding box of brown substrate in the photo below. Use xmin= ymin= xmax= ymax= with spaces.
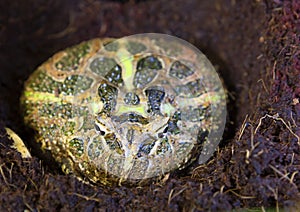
xmin=0 ymin=0 xmax=299 ymax=211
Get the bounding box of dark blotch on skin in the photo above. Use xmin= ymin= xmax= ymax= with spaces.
xmin=174 ymin=79 xmax=206 ymax=97
xmin=163 ymin=111 xmax=181 ymax=135
xmin=98 ymin=82 xmax=118 ymax=114
xmin=94 ymin=124 xmax=105 ymax=135
xmin=87 ymin=135 xmax=104 ymax=160
xmin=137 ymin=138 xmax=156 ymax=157
xmin=126 ymin=129 xmax=135 ymax=144
xmin=145 ymin=86 xmax=165 ymax=115
xmin=104 ymin=41 xmax=119 ymax=52
xmin=137 ymin=55 xmax=162 ymax=70
xmin=197 ymin=129 xmax=208 ymax=145
xmin=133 ymin=56 xmax=162 ymax=88
xmin=180 ymin=105 xmax=209 ymax=122
xmin=104 ymin=133 xmax=123 ymax=154
xmin=125 ymin=41 xmax=147 ymax=55
xmin=169 ymin=61 xmax=194 ymax=79
xmin=90 ymin=57 xmax=123 ymax=85
xmin=62 ymin=75 xmax=93 ymax=95
xmin=156 ymin=138 xmax=171 ymax=155
xmin=104 ymin=64 xmax=123 ymax=85
xmin=124 ymin=92 xmax=140 ymax=105
xmin=90 ymin=57 xmax=118 ymax=76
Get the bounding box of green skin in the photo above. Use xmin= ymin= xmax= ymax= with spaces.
xmin=21 ymin=37 xmax=225 ymax=185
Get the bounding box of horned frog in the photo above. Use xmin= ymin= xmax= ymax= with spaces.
xmin=21 ymin=34 xmax=226 ymax=185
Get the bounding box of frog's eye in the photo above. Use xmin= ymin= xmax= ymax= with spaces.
xmin=133 ymin=56 xmax=163 ymax=89
xmin=145 ymin=86 xmax=165 ymax=115
xmin=98 ymin=82 xmax=118 ymax=114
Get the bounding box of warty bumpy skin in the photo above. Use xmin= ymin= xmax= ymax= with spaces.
xmin=21 ymin=34 xmax=226 ymax=186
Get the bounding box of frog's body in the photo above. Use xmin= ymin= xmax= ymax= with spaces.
xmin=21 ymin=34 xmax=226 ymax=185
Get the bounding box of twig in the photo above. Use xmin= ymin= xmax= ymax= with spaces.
xmin=266 ymin=185 xmax=279 ymax=212
xmin=226 ymin=189 xmax=256 ymax=199
xmin=269 ymin=164 xmax=298 ymax=186
xmin=0 ymin=163 xmax=17 ymax=189
xmin=245 ymin=123 xmax=260 ymax=164
xmin=257 ymin=78 xmax=269 ymax=94
xmin=69 ymin=192 xmax=101 ymax=202
xmin=238 ymin=114 xmax=249 ymax=141
xmin=254 ymin=113 xmax=300 ymax=145
xmin=23 ymin=184 xmax=35 ymax=212
xmin=168 ymin=187 xmax=187 ymax=205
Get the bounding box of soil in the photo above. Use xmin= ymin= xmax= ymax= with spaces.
xmin=0 ymin=0 xmax=299 ymax=211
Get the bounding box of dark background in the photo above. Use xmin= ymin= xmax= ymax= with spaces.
xmin=0 ymin=0 xmax=299 ymax=211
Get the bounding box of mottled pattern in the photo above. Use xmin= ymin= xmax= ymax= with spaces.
xmin=21 ymin=36 xmax=225 ymax=185
xmin=170 ymin=61 xmax=194 ymax=79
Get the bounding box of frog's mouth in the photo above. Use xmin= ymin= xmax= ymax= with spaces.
xmin=110 ymin=110 xmax=181 ymax=137
xmin=111 ymin=112 xmax=149 ymax=125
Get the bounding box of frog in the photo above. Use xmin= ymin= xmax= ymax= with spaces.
xmin=21 ymin=33 xmax=226 ymax=185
